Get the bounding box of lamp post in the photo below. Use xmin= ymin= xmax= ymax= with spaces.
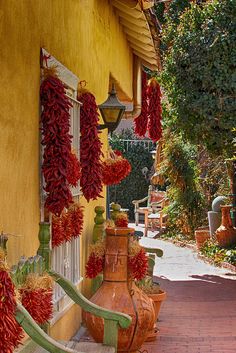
xmin=98 ymin=84 xmax=126 ymax=134
xmin=98 ymin=84 xmax=126 ymax=216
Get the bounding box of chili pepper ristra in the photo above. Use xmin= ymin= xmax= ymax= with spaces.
xmin=78 ymin=90 xmax=103 ymax=202
xmin=40 ymin=72 xmax=73 ymax=216
xmin=134 ymin=71 xmax=149 ymax=137
xmin=147 ymin=78 xmax=162 ymax=142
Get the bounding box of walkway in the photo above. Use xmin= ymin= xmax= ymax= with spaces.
xmin=140 ymin=235 xmax=236 ymax=353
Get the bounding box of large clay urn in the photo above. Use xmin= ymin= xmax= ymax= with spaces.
xmin=84 ymin=227 xmax=155 ymax=353
xmin=215 ymin=205 xmax=236 ymax=248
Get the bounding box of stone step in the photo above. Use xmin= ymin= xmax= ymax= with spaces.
xmin=34 ymin=341 xmax=115 ymax=353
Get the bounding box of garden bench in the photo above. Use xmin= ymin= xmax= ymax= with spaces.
xmin=8 ymin=252 xmax=132 ymax=353
xmin=132 ymin=186 xmax=167 ymax=236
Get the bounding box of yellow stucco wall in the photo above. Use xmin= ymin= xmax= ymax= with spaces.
xmin=0 ymin=0 xmax=133 ymax=340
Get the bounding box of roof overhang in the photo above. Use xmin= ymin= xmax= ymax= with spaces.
xmin=111 ymin=0 xmax=160 ymax=71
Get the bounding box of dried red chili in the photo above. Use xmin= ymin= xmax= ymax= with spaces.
xmin=102 ymin=149 xmax=131 ymax=186
xmin=115 ymin=213 xmax=129 ymax=228
xmin=134 ymin=71 xmax=149 ymax=137
xmin=85 ymin=252 xmax=104 ymax=279
xmin=52 ymin=214 xmax=65 ymax=248
xmin=128 ymin=248 xmax=148 ymax=281
xmin=52 ymin=202 xmax=84 ymax=248
xmin=20 ymin=288 xmax=53 ymax=325
xmin=68 ymin=203 xmax=84 ymax=239
xmin=20 ymin=274 xmax=53 ymax=325
xmin=147 ymin=78 xmax=162 ymax=142
xmin=67 ymin=150 xmax=81 ymax=188
xmin=78 ymin=91 xmax=103 ymax=202
xmin=40 ymin=74 xmax=73 ymax=216
xmin=0 ymin=269 xmax=23 ymax=353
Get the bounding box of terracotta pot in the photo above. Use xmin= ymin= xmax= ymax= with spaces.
xmin=83 ymin=228 xmax=155 ymax=353
xmin=145 ymin=290 xmax=167 ymax=342
xmin=215 ymin=205 xmax=236 ymax=248
xmin=106 ymin=227 xmax=135 ymax=236
xmin=226 ymin=159 xmax=236 ymax=227
xmin=195 ymin=227 xmax=210 ymax=250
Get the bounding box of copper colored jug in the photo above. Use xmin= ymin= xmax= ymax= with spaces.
xmin=83 ymin=227 xmax=155 ymax=353
xmin=215 ymin=205 xmax=236 ymax=248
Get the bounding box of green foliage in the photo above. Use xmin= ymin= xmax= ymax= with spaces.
xmin=109 ymin=130 xmax=153 ymax=221
xmin=160 ymin=134 xmax=206 ymax=236
xmin=201 ymin=240 xmax=236 ymax=265
xmin=154 ymin=2 xmax=166 ymax=25
xmin=161 ymin=0 xmax=236 ymax=157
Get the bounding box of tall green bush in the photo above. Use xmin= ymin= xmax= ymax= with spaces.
xmin=109 ymin=130 xmax=153 ymax=221
xmin=160 ymin=133 xmax=206 ymax=237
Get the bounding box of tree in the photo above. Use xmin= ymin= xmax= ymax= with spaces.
xmin=161 ymin=0 xmax=236 ymax=157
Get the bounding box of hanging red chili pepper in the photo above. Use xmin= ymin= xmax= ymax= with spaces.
xmin=66 ymin=150 xmax=81 ymax=188
xmin=40 ymin=73 xmax=73 ymax=216
xmin=134 ymin=71 xmax=149 ymax=137
xmin=85 ymin=252 xmax=104 ymax=279
xmin=20 ymin=274 xmax=53 ymax=325
xmin=78 ymin=90 xmax=103 ymax=202
xmin=147 ymin=78 xmax=163 ymax=142
xmin=52 ymin=214 xmax=65 ymax=248
xmin=0 ymin=256 xmax=23 ymax=353
xmin=85 ymin=237 xmax=148 ymax=281
xmin=68 ymin=203 xmax=84 ymax=239
xmin=128 ymin=248 xmax=148 ymax=281
xmin=115 ymin=212 xmax=129 ymax=228
xmin=52 ymin=202 xmax=84 ymax=248
xmin=102 ymin=149 xmax=131 ymax=186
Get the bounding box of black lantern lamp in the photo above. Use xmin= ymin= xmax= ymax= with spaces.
xmin=98 ymin=84 xmax=126 ymax=133
xmin=150 ymin=150 xmax=157 ymax=160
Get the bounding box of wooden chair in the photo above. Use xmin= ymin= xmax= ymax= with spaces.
xmin=132 ymin=186 xmax=166 ymax=236
xmin=147 ymin=198 xmax=169 ymax=232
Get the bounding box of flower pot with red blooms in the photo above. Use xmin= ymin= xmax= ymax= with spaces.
xmin=84 ymin=227 xmax=155 ymax=353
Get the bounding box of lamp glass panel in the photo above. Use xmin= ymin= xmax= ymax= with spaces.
xmin=102 ymin=108 xmax=120 ymax=123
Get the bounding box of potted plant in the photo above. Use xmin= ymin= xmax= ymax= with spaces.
xmin=137 ymin=276 xmax=166 ymax=342
xmin=194 ymin=226 xmax=210 ymax=250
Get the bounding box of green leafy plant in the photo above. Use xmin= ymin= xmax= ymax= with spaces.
xmin=109 ymin=129 xmax=154 ymax=220
xmin=160 ymin=133 xmax=206 ymax=237
xmin=161 ymin=0 xmax=236 ymax=157
xmin=201 ymin=240 xmax=236 ymax=265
